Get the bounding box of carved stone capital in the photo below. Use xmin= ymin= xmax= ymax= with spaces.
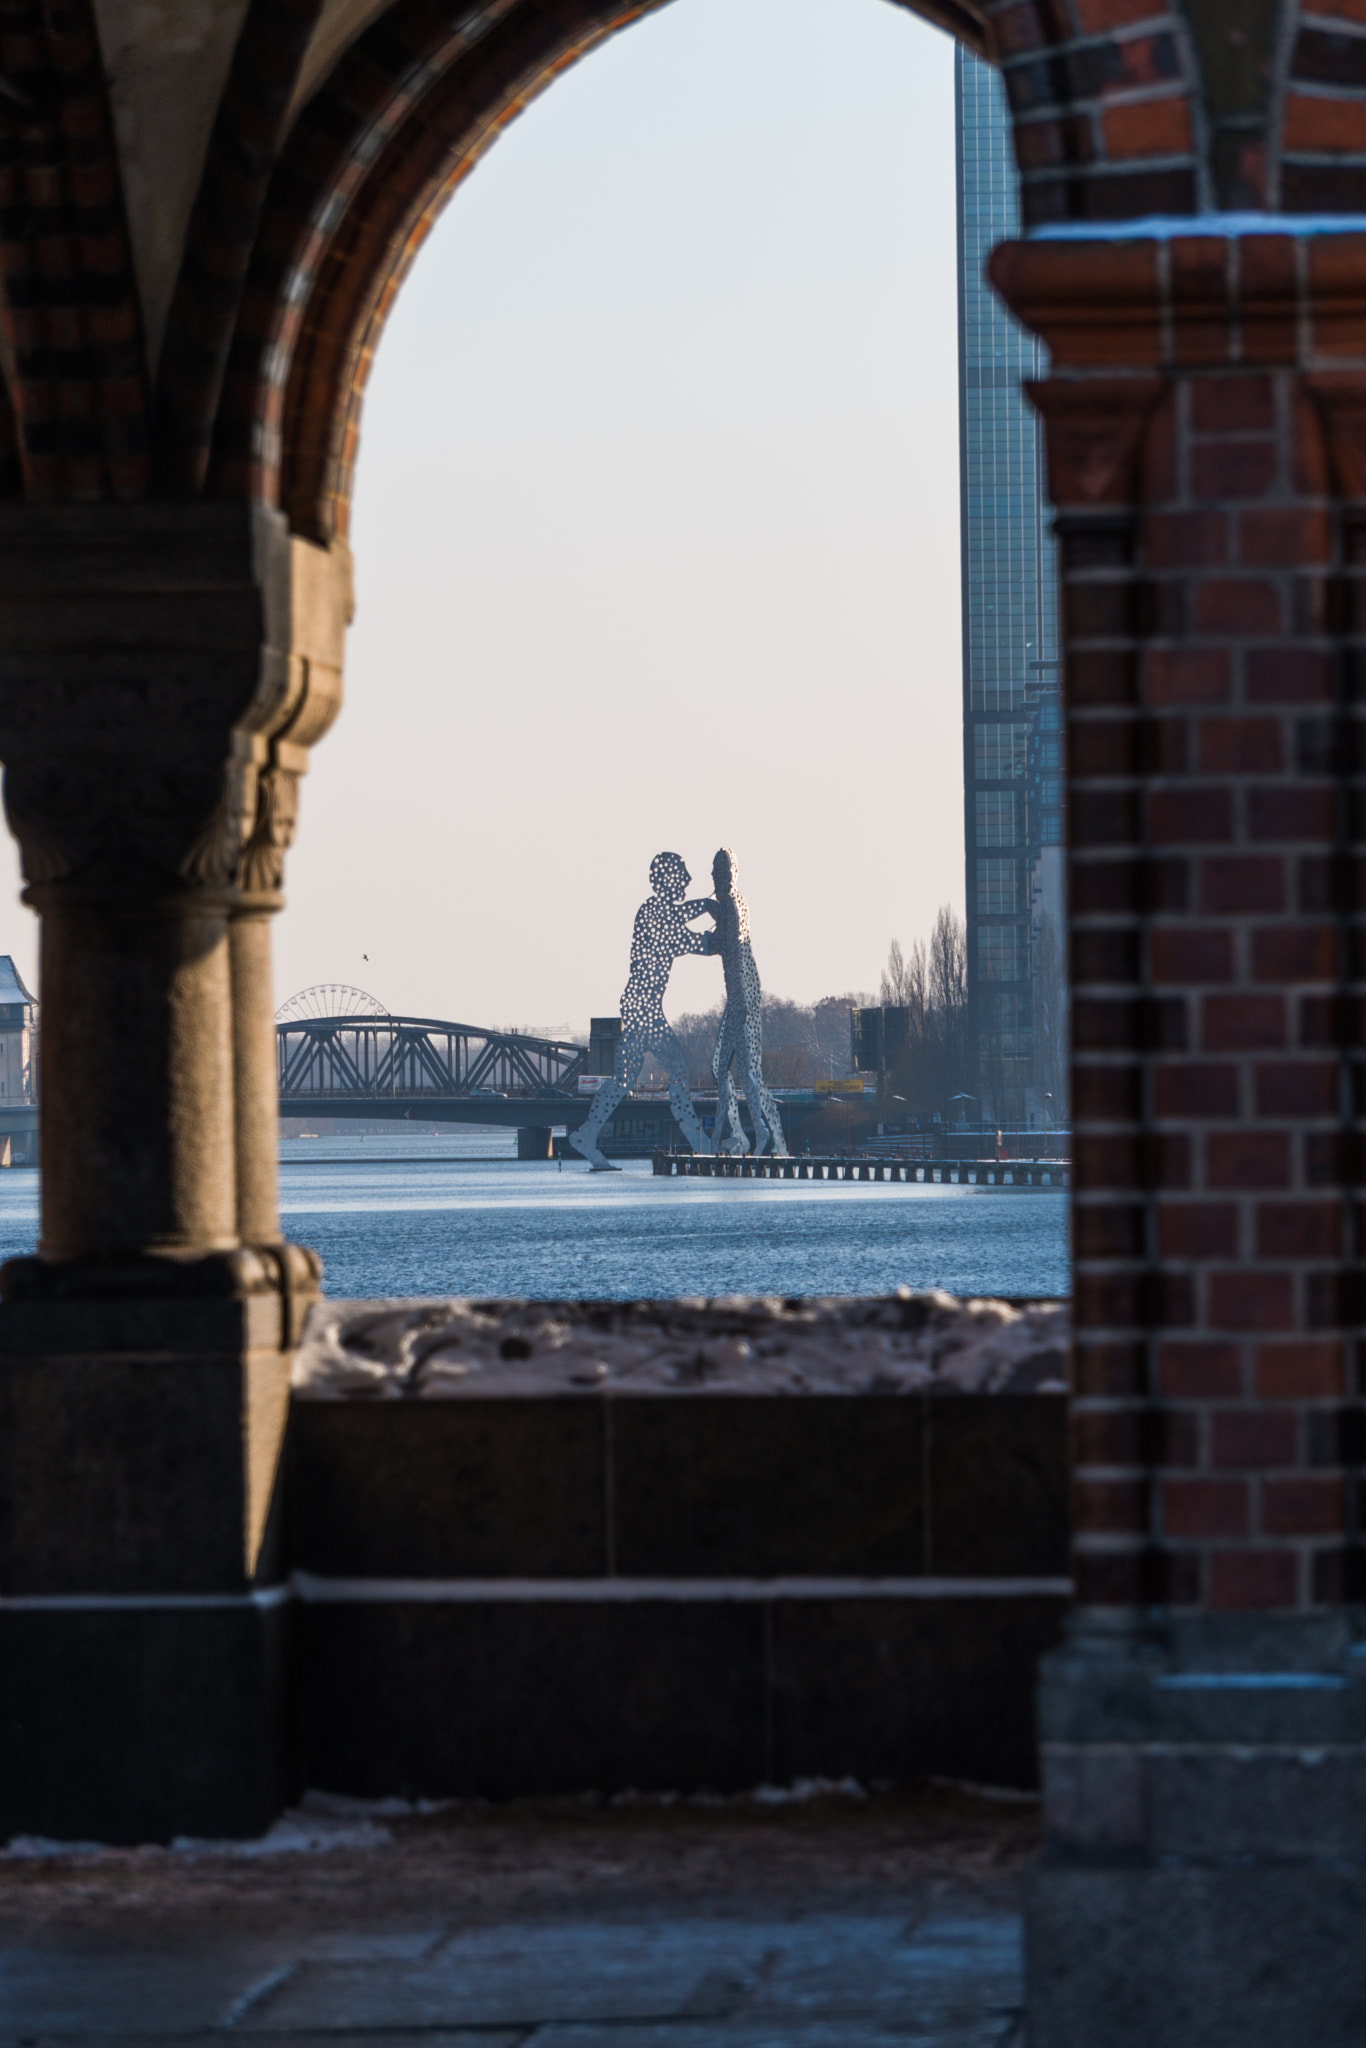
xmin=0 ymin=503 xmax=349 ymax=906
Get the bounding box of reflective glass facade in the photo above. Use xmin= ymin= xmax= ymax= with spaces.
xmin=955 ymin=46 xmax=1061 ymax=1114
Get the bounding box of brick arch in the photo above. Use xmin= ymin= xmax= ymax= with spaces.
xmin=1279 ymin=2 xmax=1366 ymax=214
xmin=0 ymin=0 xmax=147 ymax=502
xmin=203 ymin=0 xmax=1212 ymax=542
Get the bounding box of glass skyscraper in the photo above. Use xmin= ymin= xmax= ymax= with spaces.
xmin=955 ymin=46 xmax=1062 ymax=1124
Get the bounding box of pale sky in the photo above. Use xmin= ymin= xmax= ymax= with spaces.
xmin=3 ymin=0 xmax=964 ymax=1033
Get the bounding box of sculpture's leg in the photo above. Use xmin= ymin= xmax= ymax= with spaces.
xmin=713 ymin=1010 xmax=746 ymax=1153
xmin=0 ymin=504 xmax=348 ymax=1843
xmin=757 ymin=1062 xmax=787 ymax=1159
xmin=711 ymin=1037 xmax=729 ymax=1150
xmin=719 ymin=1074 xmax=740 ymax=1153
xmin=657 ymin=1024 xmax=707 ymax=1155
xmin=740 ymin=1020 xmax=775 ymax=1155
xmin=569 ymin=1028 xmax=640 ymax=1169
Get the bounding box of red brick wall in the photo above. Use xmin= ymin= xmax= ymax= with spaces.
xmin=982 ymin=0 xmax=1201 ymax=225
xmin=994 ymin=234 xmax=1366 ymax=1614
xmin=1283 ymin=3 xmax=1366 ymax=213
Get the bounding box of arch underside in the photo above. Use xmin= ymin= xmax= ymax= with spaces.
xmin=212 ymin=0 xmax=994 ymax=543
xmin=0 ymin=0 xmax=147 ymax=503
xmin=0 ymin=0 xmax=1347 ymax=515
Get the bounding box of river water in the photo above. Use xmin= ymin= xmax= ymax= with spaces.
xmin=0 ymin=1131 xmax=1070 ymax=1300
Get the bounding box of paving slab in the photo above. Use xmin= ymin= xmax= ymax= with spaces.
xmin=235 ymin=1908 xmax=1021 ymax=2038
xmin=244 ymin=1919 xmax=774 ymax=2030
xmin=741 ymin=1908 xmax=1020 ymax=2019
xmin=537 ymin=2026 xmax=1021 ymax=2048
xmin=2 ymin=2027 xmax=1020 ymax=2048
xmin=3 ymin=2038 xmax=528 ymax=2048
xmin=0 ymin=1783 xmax=1035 ymax=2046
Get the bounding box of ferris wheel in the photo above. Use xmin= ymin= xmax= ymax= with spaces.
xmin=275 ymin=984 xmax=389 ymax=1023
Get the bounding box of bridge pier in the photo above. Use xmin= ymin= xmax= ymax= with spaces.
xmin=517 ymin=1125 xmax=554 ymax=1160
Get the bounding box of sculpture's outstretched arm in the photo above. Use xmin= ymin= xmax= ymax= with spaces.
xmin=674 ymin=895 xmax=722 ymax=956
xmin=677 ymin=923 xmax=718 ymax=957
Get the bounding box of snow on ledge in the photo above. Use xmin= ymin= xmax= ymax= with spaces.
xmin=291 ymin=1291 xmax=1070 ymax=1401
xmin=1030 ymin=211 xmax=1366 ymax=242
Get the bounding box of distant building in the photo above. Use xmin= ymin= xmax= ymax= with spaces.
xmin=0 ymin=955 xmax=38 ymax=1162
xmin=0 ymin=955 xmax=36 ymax=1107
xmin=955 ymin=46 xmax=1063 ymax=1125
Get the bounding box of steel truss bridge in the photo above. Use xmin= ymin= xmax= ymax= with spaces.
xmin=277 ymin=1013 xmax=590 ymax=1124
xmin=274 ymin=1000 xmax=832 ymax=1151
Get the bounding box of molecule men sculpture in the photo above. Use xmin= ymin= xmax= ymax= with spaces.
xmin=570 ymin=852 xmax=716 ymax=1171
xmin=569 ymin=847 xmax=785 ymax=1169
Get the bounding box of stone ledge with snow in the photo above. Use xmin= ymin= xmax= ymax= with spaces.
xmin=292 ymin=1290 xmax=1070 ymax=1401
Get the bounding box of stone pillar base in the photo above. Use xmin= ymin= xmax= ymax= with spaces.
xmin=517 ymin=1125 xmax=553 ymax=1160
xmin=1028 ymin=1861 xmax=1366 ymax=2048
xmin=0 ymin=1259 xmax=316 ymax=1842
xmin=0 ymin=1601 xmax=292 ymax=1843
xmin=1025 ymin=1615 xmax=1366 ymax=2047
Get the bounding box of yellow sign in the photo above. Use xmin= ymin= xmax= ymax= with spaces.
xmin=815 ymin=1077 xmax=865 ymax=1095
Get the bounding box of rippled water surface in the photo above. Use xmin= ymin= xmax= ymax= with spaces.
xmin=0 ymin=1130 xmax=1070 ymax=1299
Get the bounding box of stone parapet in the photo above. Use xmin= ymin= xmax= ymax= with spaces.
xmin=2 ymin=1291 xmax=1071 ymax=1835
xmin=287 ymin=1293 xmax=1070 ymax=1803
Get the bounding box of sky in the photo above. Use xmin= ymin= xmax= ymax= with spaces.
xmin=2 ymin=0 xmax=964 ymax=1034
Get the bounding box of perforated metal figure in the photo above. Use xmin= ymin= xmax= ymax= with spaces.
xmin=710 ymin=846 xmax=787 ymax=1158
xmin=569 ymin=851 xmax=717 ymax=1171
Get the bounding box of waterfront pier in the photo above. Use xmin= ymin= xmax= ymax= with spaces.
xmin=653 ymin=1151 xmax=1070 ymax=1188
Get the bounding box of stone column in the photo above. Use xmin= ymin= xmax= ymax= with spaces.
xmin=992 ymin=234 xmax=1366 ymax=2046
xmin=0 ymin=502 xmax=349 ymax=1842
xmin=231 ymin=907 xmax=283 ymax=1247
xmin=36 ymin=890 xmax=238 ymax=1260
xmin=231 ymin=527 xmax=347 ymax=1331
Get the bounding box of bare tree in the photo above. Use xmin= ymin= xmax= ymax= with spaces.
xmin=879 ymin=907 xmax=971 ymax=1121
xmin=881 ymin=937 xmax=927 ymax=1037
xmin=929 ymin=905 xmax=971 ymax=1104
xmin=929 ymin=907 xmax=966 ymax=1012
xmin=672 ymin=991 xmax=874 ymax=1091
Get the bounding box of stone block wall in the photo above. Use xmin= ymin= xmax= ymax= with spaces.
xmin=286 ymin=1294 xmax=1070 ymax=1801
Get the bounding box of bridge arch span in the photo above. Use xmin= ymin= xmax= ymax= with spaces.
xmin=277 ymin=1011 xmax=587 ymax=1102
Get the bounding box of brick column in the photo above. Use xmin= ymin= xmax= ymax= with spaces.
xmin=992 ymin=235 xmax=1366 ymax=2046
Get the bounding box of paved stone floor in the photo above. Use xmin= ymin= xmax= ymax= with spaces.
xmin=0 ymin=1784 xmax=1033 ymax=2045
